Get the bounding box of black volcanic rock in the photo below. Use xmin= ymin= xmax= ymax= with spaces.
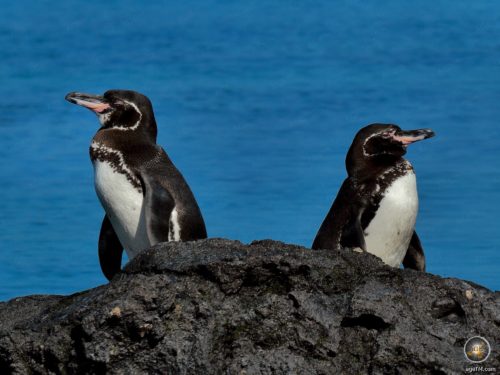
xmin=0 ymin=239 xmax=498 ymax=374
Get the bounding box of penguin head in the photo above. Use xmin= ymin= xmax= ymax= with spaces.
xmin=65 ymin=90 xmax=157 ymax=141
xmin=346 ymin=123 xmax=435 ymax=175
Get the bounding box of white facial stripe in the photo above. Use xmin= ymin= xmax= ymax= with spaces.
xmin=91 ymin=141 xmax=141 ymax=187
xmin=98 ymin=99 xmax=143 ymax=130
xmin=116 ymin=100 xmax=142 ymax=131
xmin=362 ymin=132 xmax=382 ymax=157
xmin=362 ymin=130 xmax=399 ymax=157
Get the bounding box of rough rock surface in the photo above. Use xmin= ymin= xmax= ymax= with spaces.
xmin=0 ymin=239 xmax=498 ymax=374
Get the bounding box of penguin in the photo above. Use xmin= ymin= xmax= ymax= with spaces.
xmin=65 ymin=90 xmax=207 ymax=280
xmin=312 ymin=124 xmax=435 ymax=271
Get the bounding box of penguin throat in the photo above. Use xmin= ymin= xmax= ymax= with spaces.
xmin=90 ymin=141 xmax=142 ymax=191
xmin=98 ymin=111 xmax=112 ymax=126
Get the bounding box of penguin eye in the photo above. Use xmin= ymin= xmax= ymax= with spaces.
xmin=112 ymin=100 xmax=125 ymax=108
xmin=380 ymin=131 xmax=393 ymax=139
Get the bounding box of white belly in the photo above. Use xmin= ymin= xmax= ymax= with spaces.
xmin=363 ymin=173 xmax=419 ymax=267
xmin=93 ymin=160 xmax=151 ymax=259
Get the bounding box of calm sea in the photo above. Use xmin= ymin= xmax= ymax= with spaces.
xmin=0 ymin=1 xmax=499 ymax=300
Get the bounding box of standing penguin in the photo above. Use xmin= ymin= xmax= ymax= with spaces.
xmin=66 ymin=90 xmax=207 ymax=280
xmin=312 ymin=124 xmax=435 ymax=271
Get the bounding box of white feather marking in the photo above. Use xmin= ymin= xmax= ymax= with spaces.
xmin=91 ymin=142 xmax=141 ymax=187
xmin=99 ymin=100 xmax=142 ymax=130
xmin=362 ymin=132 xmax=380 ymax=157
xmin=362 ymin=130 xmax=398 ymax=157
xmin=362 ymin=172 xmax=419 ymax=267
xmin=168 ymin=208 xmax=181 ymax=241
xmin=98 ymin=111 xmax=112 ymax=126
xmin=93 ymin=160 xmax=150 ymax=259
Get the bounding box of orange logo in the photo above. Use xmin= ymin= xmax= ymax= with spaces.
xmin=464 ymin=336 xmax=491 ymax=363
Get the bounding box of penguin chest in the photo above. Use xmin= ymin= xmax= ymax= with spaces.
xmin=93 ymin=160 xmax=150 ymax=259
xmin=363 ymin=172 xmax=419 ymax=267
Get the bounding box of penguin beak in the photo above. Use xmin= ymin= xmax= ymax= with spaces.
xmin=393 ymin=129 xmax=435 ymax=146
xmin=65 ymin=92 xmax=110 ymax=113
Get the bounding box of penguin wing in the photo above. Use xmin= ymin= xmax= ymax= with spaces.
xmin=139 ymin=166 xmax=176 ymax=244
xmin=312 ymin=179 xmax=367 ymax=251
xmin=402 ymin=231 xmax=426 ymax=271
xmin=340 ymin=201 xmax=367 ymax=251
xmin=98 ymin=215 xmax=124 ymax=281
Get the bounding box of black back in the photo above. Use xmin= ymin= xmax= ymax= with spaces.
xmin=312 ymin=123 xmax=423 ymax=253
xmin=311 ymin=160 xmax=412 ymax=251
xmin=90 ymin=90 xmax=207 ymax=241
xmin=67 ymin=89 xmax=207 ymax=280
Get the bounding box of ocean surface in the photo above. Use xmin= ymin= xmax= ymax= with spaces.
xmin=0 ymin=1 xmax=499 ymax=300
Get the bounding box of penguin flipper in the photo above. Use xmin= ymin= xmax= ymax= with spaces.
xmin=140 ymin=174 xmax=176 ymax=244
xmin=341 ymin=207 xmax=367 ymax=251
xmin=402 ymin=231 xmax=426 ymax=271
xmin=98 ymin=215 xmax=124 ymax=281
xmin=312 ymin=179 xmax=367 ymax=251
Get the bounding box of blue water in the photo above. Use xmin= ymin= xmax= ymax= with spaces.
xmin=0 ymin=1 xmax=499 ymax=300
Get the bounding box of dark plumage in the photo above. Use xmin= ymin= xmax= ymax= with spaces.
xmin=312 ymin=123 xmax=434 ymax=271
xmin=66 ymin=90 xmax=207 ymax=280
